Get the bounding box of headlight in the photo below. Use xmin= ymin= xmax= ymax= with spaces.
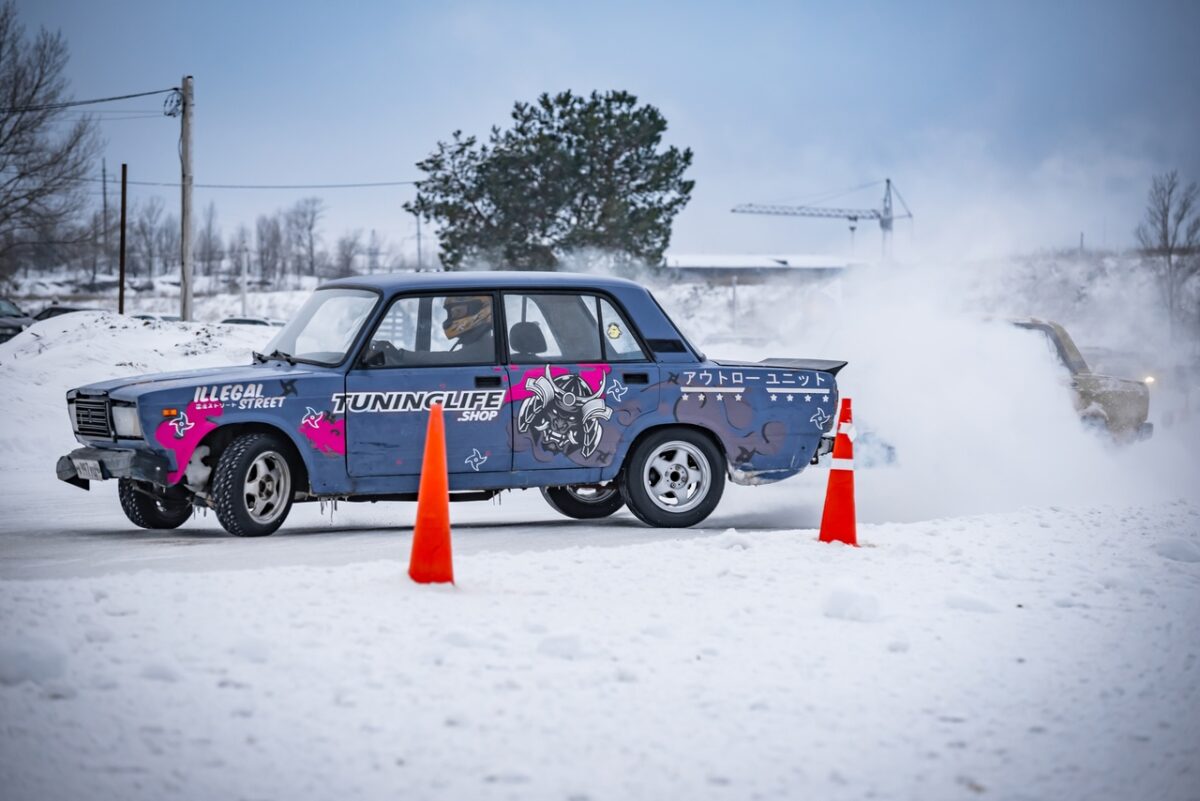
xmin=111 ymin=404 xmax=142 ymax=438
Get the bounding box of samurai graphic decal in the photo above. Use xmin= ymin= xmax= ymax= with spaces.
xmin=517 ymin=365 xmax=613 ymax=458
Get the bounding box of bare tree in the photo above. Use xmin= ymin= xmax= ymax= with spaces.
xmin=131 ymin=196 xmax=164 ymax=277
xmin=156 ymin=212 xmax=179 ymax=282
xmin=195 ymin=201 xmax=222 ymax=277
xmin=256 ymin=212 xmax=283 ymax=287
xmin=225 ymin=223 xmax=250 ymax=295
xmin=333 ymin=229 xmax=362 ymax=277
xmin=1136 ymin=170 xmax=1200 ymax=341
xmin=286 ymin=197 xmax=323 ymax=277
xmin=0 ymin=1 xmax=100 ymax=277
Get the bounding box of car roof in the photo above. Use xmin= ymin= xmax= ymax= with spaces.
xmin=321 ymin=270 xmax=645 ymax=294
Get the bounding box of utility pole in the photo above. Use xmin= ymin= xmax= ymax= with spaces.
xmin=240 ymin=240 xmax=248 ymax=317
xmin=179 ymin=75 xmax=194 ymax=321
xmin=414 ymin=212 xmax=423 ymax=271
xmin=118 ymin=163 xmax=127 ymax=314
xmin=101 ymin=159 xmax=109 ymax=272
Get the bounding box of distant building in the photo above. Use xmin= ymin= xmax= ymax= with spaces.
xmin=662 ymin=254 xmax=856 ymax=283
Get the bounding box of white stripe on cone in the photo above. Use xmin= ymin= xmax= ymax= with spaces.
xmin=829 ymin=458 xmax=854 ymax=471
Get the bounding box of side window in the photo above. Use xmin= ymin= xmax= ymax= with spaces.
xmin=361 ymin=294 xmax=496 ymax=367
xmin=598 ymin=298 xmax=645 ymax=362
xmin=504 ymin=293 xmax=601 ymax=363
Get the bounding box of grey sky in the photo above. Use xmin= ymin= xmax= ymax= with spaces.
xmin=21 ymin=0 xmax=1200 ymax=262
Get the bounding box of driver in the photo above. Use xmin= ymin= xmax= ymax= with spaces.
xmin=443 ymin=295 xmax=494 ymax=360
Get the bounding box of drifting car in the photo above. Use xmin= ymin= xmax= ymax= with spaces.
xmin=0 ymin=297 xmax=34 ymax=344
xmin=1012 ymin=319 xmax=1152 ymax=440
xmin=57 ymin=272 xmax=846 ymax=536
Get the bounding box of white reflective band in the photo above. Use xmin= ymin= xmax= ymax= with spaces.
xmin=829 ymin=458 xmax=855 ymax=471
xmin=838 ymin=422 xmax=857 ymax=441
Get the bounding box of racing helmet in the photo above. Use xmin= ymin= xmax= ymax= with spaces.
xmin=442 ymin=295 xmax=493 ymax=340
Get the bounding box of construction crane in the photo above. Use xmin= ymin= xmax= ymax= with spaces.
xmin=732 ymin=178 xmax=913 ymax=259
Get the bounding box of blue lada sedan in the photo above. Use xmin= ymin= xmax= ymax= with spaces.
xmin=58 ymin=272 xmax=846 ymax=536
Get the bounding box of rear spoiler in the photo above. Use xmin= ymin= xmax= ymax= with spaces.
xmin=714 ymin=358 xmax=848 ymax=376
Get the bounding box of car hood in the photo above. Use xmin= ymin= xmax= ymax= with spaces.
xmin=76 ymin=362 xmax=327 ymax=402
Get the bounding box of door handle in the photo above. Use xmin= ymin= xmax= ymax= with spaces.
xmin=475 ymin=375 xmax=503 ymax=388
xmin=623 ymin=372 xmax=649 ymax=384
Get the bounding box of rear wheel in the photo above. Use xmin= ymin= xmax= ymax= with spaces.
xmin=541 ymin=483 xmax=625 ymax=519
xmin=118 ymin=478 xmax=193 ymax=529
xmin=211 ymin=433 xmax=295 ymax=537
xmin=619 ymin=429 xmax=724 ymax=528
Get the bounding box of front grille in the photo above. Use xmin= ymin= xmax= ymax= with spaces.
xmin=75 ymin=398 xmax=112 ymax=438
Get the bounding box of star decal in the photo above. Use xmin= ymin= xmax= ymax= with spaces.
xmin=607 ymin=379 xmax=628 ymax=403
xmin=810 ymin=407 xmax=831 ymax=428
xmin=735 ymin=393 xmax=743 ymax=401
xmin=716 ymin=393 xmax=724 ymax=401
xmin=301 ymin=407 xmax=324 ymax=428
xmin=805 ymin=394 xmax=812 ymax=402
xmin=465 ymin=448 xmax=488 ymax=471
xmin=698 ymin=393 xmax=706 ymax=401
xmin=786 ymin=394 xmax=794 ymax=402
xmin=171 ymin=412 xmax=194 ymax=438
xmin=770 ymin=394 xmax=778 ymax=402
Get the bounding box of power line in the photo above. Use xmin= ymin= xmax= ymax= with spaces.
xmin=58 ymin=109 xmax=167 ymax=115
xmin=0 ymin=87 xmax=178 ymax=114
xmin=79 ymin=177 xmax=419 ymax=190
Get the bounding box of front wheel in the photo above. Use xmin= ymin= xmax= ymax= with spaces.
xmin=118 ymin=479 xmax=193 ymax=529
xmin=619 ymin=429 xmax=725 ymax=528
xmin=541 ymin=483 xmax=625 ymax=519
xmin=211 ymin=433 xmax=296 ymax=537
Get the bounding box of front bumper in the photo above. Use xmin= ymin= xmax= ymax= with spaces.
xmin=56 ymin=446 xmax=172 ymax=490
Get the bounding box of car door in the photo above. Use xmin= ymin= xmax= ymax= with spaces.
xmin=502 ymin=291 xmax=659 ymax=471
xmin=344 ymin=293 xmax=510 ymax=478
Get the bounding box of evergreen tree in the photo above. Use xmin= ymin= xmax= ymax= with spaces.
xmin=406 ymin=90 xmax=693 ymax=271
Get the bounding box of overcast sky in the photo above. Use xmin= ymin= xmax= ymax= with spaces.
xmin=21 ymin=0 xmax=1200 ymax=263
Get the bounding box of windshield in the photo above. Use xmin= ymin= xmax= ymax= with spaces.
xmin=0 ymin=298 xmax=23 ymax=316
xmin=264 ymin=288 xmax=378 ymax=366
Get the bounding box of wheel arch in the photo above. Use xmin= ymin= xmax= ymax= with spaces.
xmin=617 ymin=422 xmax=728 ymax=474
xmin=196 ymin=421 xmax=312 ymax=493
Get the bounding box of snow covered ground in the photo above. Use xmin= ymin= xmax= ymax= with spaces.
xmin=2 ymin=277 xmax=1199 ymax=801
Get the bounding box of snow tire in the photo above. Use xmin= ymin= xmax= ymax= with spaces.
xmin=619 ymin=428 xmax=724 ymax=528
xmin=117 ymin=478 xmax=193 ymax=530
xmin=541 ymin=483 xmax=625 ymax=520
xmin=211 ymin=433 xmax=295 ymax=537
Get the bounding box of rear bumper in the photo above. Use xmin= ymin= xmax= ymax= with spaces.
xmin=56 ymin=446 xmax=172 ymax=490
xmin=1137 ymin=421 xmax=1154 ymax=440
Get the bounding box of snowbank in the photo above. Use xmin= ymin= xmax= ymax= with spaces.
xmin=0 ymin=313 xmax=268 ymax=459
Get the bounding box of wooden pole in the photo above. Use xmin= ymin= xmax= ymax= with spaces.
xmin=118 ymin=163 xmax=127 ymax=315
xmin=180 ymin=75 xmax=194 ymax=321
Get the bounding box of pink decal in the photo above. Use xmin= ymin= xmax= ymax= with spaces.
xmin=300 ymin=412 xmax=346 ymax=456
xmin=505 ymin=363 xmax=611 ymax=403
xmin=155 ymin=401 xmax=222 ymax=484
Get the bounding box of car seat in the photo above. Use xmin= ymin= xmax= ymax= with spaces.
xmin=509 ymin=321 xmax=547 ymax=360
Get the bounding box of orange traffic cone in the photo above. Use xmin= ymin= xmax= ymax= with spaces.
xmin=819 ymin=397 xmax=857 ymax=546
xmin=409 ymin=403 xmax=454 ymax=584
